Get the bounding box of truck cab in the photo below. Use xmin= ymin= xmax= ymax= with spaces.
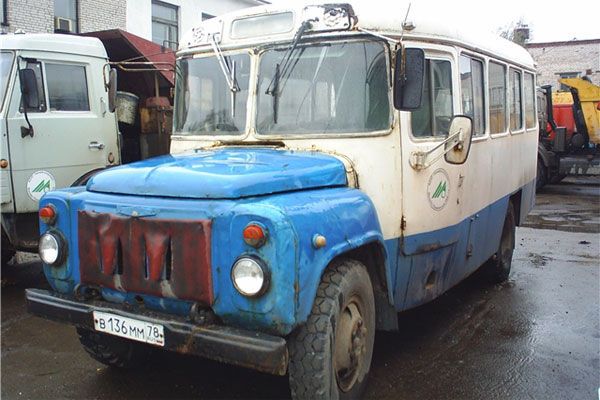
xmin=1 ymin=34 xmax=120 ymax=262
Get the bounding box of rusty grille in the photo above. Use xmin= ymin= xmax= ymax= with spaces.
xmin=78 ymin=211 xmax=213 ymax=305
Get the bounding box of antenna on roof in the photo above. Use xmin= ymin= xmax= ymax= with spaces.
xmin=400 ymin=3 xmax=414 ymax=41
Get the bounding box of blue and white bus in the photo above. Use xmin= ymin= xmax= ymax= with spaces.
xmin=28 ymin=2 xmax=537 ymax=399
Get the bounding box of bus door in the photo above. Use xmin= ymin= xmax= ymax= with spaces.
xmin=399 ymin=49 xmax=476 ymax=309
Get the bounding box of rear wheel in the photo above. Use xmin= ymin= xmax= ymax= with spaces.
xmin=1 ymin=228 xmax=15 ymax=266
xmin=484 ymin=201 xmax=516 ymax=283
xmin=77 ymin=327 xmax=148 ymax=368
xmin=288 ymin=259 xmax=375 ymax=400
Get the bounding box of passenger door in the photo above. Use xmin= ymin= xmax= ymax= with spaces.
xmin=399 ymin=49 xmax=472 ymax=308
xmin=5 ymin=54 xmax=119 ymax=213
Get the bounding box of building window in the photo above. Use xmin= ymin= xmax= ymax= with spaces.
xmin=54 ymin=0 xmax=78 ymax=33
xmin=1 ymin=0 xmax=7 ymax=26
xmin=152 ymin=1 xmax=178 ymax=50
xmin=202 ymin=12 xmax=215 ymax=21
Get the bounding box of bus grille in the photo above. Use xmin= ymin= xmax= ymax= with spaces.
xmin=78 ymin=211 xmax=213 ymax=305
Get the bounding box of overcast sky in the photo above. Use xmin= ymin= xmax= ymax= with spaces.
xmin=269 ymin=0 xmax=600 ymax=43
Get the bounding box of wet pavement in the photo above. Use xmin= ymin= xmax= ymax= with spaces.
xmin=2 ymin=177 xmax=599 ymax=399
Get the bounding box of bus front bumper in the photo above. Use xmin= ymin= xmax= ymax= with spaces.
xmin=25 ymin=288 xmax=288 ymax=375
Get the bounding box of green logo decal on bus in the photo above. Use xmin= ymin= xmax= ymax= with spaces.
xmin=32 ymin=180 xmax=51 ymax=193
xmin=431 ymin=181 xmax=447 ymax=199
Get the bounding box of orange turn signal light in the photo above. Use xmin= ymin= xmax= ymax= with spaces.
xmin=243 ymin=224 xmax=266 ymax=248
xmin=39 ymin=205 xmax=57 ymax=225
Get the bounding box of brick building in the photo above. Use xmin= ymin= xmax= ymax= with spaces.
xmin=526 ymin=39 xmax=600 ymax=90
xmin=1 ymin=0 xmax=267 ymax=48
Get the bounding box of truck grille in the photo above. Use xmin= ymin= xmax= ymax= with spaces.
xmin=78 ymin=211 xmax=213 ymax=305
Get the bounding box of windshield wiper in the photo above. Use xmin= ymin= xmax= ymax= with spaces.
xmin=265 ymin=19 xmax=313 ymax=96
xmin=209 ymin=33 xmax=239 ymax=117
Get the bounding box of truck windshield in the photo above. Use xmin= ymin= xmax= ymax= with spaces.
xmin=174 ymin=53 xmax=250 ymax=135
xmin=1 ymin=52 xmax=14 ymax=111
xmin=256 ymin=40 xmax=390 ymax=135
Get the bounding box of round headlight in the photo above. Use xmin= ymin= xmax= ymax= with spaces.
xmin=231 ymin=257 xmax=269 ymax=297
xmin=39 ymin=232 xmax=64 ymax=265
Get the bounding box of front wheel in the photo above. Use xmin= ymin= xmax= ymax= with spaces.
xmin=77 ymin=327 xmax=148 ymax=368
xmin=288 ymin=259 xmax=375 ymax=400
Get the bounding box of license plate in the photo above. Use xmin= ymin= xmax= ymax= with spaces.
xmin=93 ymin=311 xmax=165 ymax=347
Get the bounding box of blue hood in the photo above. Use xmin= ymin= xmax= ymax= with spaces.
xmin=87 ymin=148 xmax=348 ymax=199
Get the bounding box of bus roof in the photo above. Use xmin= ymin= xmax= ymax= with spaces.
xmin=0 ymin=33 xmax=108 ymax=59
xmin=180 ymin=1 xmax=535 ymax=69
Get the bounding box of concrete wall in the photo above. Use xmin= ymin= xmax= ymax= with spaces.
xmin=526 ymin=40 xmax=600 ymax=89
xmin=5 ymin=0 xmax=53 ymax=33
xmin=126 ymin=0 xmax=263 ymax=43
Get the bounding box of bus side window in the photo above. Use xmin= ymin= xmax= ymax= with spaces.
xmin=20 ymin=61 xmax=47 ymax=113
xmin=411 ymin=59 xmax=453 ymax=138
xmin=488 ymin=61 xmax=507 ymax=134
xmin=459 ymin=55 xmax=485 ymax=136
xmin=524 ymin=72 xmax=536 ymax=129
xmin=509 ymin=68 xmax=523 ymax=131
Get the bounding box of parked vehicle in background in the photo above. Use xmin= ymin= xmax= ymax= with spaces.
xmin=26 ymin=3 xmax=538 ymax=399
xmin=0 ymin=34 xmax=120 ymax=264
xmin=536 ymin=77 xmax=600 ymax=189
xmin=0 ymin=32 xmax=173 ymax=264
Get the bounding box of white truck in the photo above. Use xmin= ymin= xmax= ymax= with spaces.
xmin=1 ymin=33 xmax=121 ymax=264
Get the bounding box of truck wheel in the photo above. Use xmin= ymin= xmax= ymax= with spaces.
xmin=536 ymin=158 xmax=547 ymax=190
xmin=288 ymin=259 xmax=375 ymax=400
xmin=77 ymin=327 xmax=147 ymax=368
xmin=484 ymin=202 xmax=516 ymax=283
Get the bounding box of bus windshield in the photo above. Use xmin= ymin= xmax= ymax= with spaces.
xmin=256 ymin=40 xmax=391 ymax=136
xmin=1 ymin=52 xmax=14 ymax=111
xmin=174 ymin=53 xmax=250 ymax=135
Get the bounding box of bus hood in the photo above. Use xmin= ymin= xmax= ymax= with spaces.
xmin=86 ymin=148 xmax=348 ymax=199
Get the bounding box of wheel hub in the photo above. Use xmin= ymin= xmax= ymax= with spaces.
xmin=334 ymin=300 xmax=367 ymax=392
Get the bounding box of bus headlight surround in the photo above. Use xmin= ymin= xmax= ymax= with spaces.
xmin=39 ymin=231 xmax=67 ymax=266
xmin=231 ymin=257 xmax=269 ymax=297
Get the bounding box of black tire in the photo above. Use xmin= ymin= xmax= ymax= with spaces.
xmin=536 ymin=158 xmax=547 ymax=190
xmin=288 ymin=259 xmax=375 ymax=400
xmin=77 ymin=327 xmax=148 ymax=368
xmin=484 ymin=202 xmax=516 ymax=283
xmin=1 ymin=228 xmax=15 ymax=266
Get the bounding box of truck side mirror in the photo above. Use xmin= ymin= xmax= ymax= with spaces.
xmin=393 ymin=47 xmax=425 ymax=110
xmin=19 ymin=68 xmax=40 ymax=110
xmin=108 ymin=68 xmax=118 ymax=113
xmin=445 ymin=115 xmax=473 ymax=165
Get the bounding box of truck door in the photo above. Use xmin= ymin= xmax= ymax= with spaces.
xmin=5 ymin=55 xmax=119 ymax=214
xmin=399 ymin=49 xmax=478 ymax=308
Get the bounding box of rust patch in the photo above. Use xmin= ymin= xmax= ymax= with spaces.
xmin=78 ymin=211 xmax=213 ymax=305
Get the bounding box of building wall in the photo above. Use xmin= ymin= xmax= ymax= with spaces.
xmin=526 ymin=40 xmax=600 ymax=89
xmin=79 ymin=0 xmax=126 ymax=33
xmin=126 ymin=0 xmax=264 ymax=43
xmin=5 ymin=0 xmax=53 ymax=33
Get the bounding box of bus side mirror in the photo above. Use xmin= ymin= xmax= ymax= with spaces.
xmin=108 ymin=68 xmax=118 ymax=113
xmin=393 ymin=48 xmax=424 ymax=111
xmin=445 ymin=115 xmax=473 ymax=165
xmin=19 ymin=68 xmax=40 ymax=110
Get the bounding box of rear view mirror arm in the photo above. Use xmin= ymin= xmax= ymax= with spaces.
xmin=409 ymin=129 xmax=465 ymax=170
